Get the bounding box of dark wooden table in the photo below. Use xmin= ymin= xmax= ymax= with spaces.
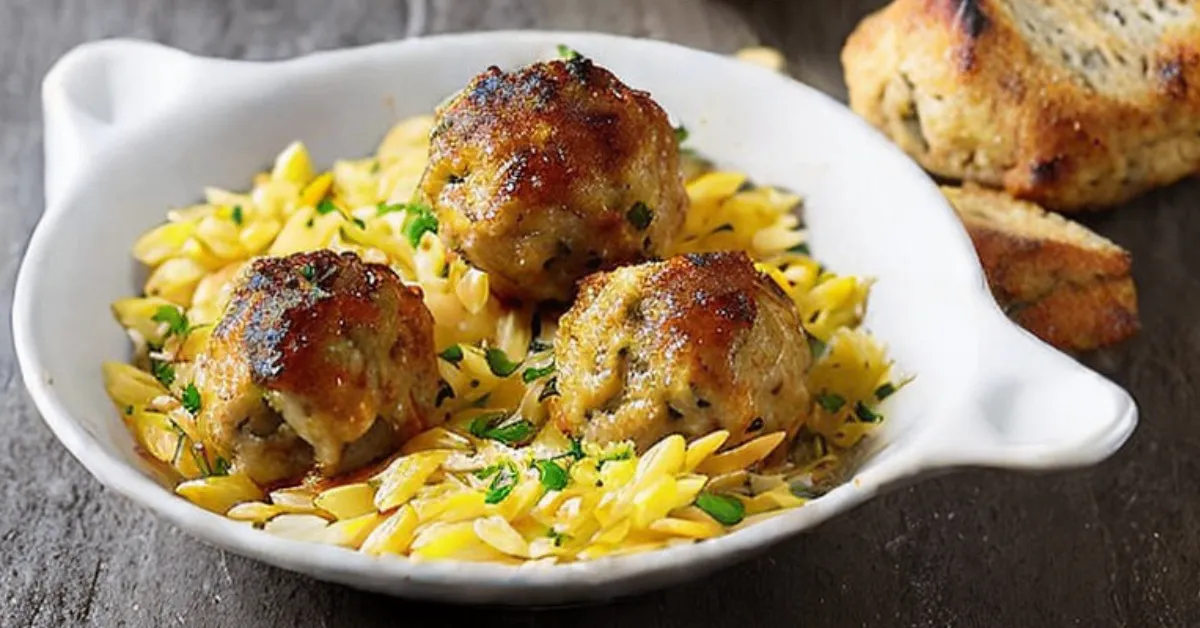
xmin=2 ymin=1 xmax=1197 ymax=625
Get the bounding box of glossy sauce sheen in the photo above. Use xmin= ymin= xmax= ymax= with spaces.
xmin=420 ymin=55 xmax=688 ymax=303
xmin=551 ymin=251 xmax=813 ymax=453
xmin=196 ymin=250 xmax=441 ymax=484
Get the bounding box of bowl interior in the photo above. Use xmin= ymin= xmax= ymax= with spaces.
xmin=16 ymin=32 xmax=1000 ymax=602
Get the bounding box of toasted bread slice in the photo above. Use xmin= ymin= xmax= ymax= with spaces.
xmin=943 ymin=184 xmax=1139 ymax=351
xmin=843 ymin=0 xmax=1200 ymax=211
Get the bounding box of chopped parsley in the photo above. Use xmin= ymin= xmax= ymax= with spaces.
xmin=376 ymin=202 xmax=405 ymax=216
xmin=874 ymin=382 xmax=897 ymax=401
xmin=468 ymin=413 xmax=535 ymax=446
xmin=566 ymin=437 xmax=585 ymax=461
xmin=807 ymin=336 xmax=827 ymax=359
xmin=473 ymin=464 xmax=500 ymax=480
xmin=674 ymin=125 xmax=689 ymax=143
xmin=695 ymin=492 xmax=745 ymax=526
xmin=181 ymin=383 xmax=202 ymax=415
xmin=537 ymin=377 xmax=560 ymax=402
xmin=556 ymin=44 xmax=581 ymax=60
xmin=815 ymin=392 xmax=845 ymax=414
xmin=788 ymin=242 xmax=811 ymax=256
xmin=211 ymin=456 xmax=232 ymax=476
xmin=625 ymin=201 xmax=653 ymax=231
xmin=854 ymin=401 xmax=882 ymax=423
xmin=485 ymin=348 xmax=521 ymax=377
xmin=533 ymin=459 xmax=568 ymax=491
xmin=299 ymin=264 xmax=316 ymax=282
xmin=150 ymin=360 xmax=176 ymax=387
xmin=522 ymin=362 xmax=555 ymax=383
xmin=546 ymin=529 xmax=571 ymax=547
xmin=597 ymin=445 xmax=633 ymax=468
xmin=483 ymin=461 xmax=519 ymax=504
xmin=190 ymin=443 xmax=213 ymax=477
xmin=438 ymin=344 xmax=464 ymax=365
xmin=403 ymin=203 xmax=438 ymax=248
xmin=152 ymin=305 xmax=190 ymax=339
xmin=352 ymin=217 xmax=366 ymax=230
xmin=230 ymin=205 xmax=244 ymax=225
xmin=529 ymin=338 xmax=553 ymax=353
xmin=316 ymin=199 xmax=339 ymax=215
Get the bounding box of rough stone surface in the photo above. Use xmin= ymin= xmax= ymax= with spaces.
xmin=2 ymin=0 xmax=1197 ymax=626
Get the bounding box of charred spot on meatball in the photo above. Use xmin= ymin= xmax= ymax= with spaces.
xmin=550 ymin=251 xmax=813 ymax=453
xmin=418 ymin=56 xmax=688 ymax=303
xmin=194 ymin=250 xmax=441 ymax=484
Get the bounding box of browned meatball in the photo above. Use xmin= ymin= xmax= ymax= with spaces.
xmin=550 ymin=251 xmax=812 ymax=452
xmin=418 ymin=54 xmax=688 ymax=303
xmin=194 ymin=250 xmax=441 ymax=484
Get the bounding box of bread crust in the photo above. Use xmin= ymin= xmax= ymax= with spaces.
xmin=943 ymin=184 xmax=1139 ymax=351
xmin=843 ymin=0 xmax=1200 ymax=211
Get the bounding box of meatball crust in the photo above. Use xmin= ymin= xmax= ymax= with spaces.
xmin=195 ymin=250 xmax=441 ymax=484
xmin=419 ymin=55 xmax=688 ymax=303
xmin=551 ymin=251 xmax=812 ymax=453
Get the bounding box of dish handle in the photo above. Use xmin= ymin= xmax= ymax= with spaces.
xmin=922 ymin=307 xmax=1138 ymax=471
xmin=42 ymin=39 xmax=201 ymax=209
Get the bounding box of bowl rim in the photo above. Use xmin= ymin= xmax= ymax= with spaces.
xmin=12 ymin=29 xmax=1138 ymax=604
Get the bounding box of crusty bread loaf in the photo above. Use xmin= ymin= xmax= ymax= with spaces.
xmin=943 ymin=183 xmax=1139 ymax=351
xmin=843 ymin=0 xmax=1200 ymax=211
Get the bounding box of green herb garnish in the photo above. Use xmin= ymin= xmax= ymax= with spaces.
xmin=474 ymin=464 xmax=500 ymax=480
xmin=546 ymin=528 xmax=571 ymax=547
xmin=788 ymin=242 xmax=811 ymax=256
xmin=468 ymin=413 xmax=535 ymax=446
xmin=403 ymin=203 xmax=438 ymax=248
xmin=181 ymin=384 xmax=202 ymax=415
xmin=674 ymin=125 xmax=689 ymax=143
xmin=316 ymin=199 xmax=338 ymax=215
xmin=352 ymin=217 xmax=366 ymax=230
xmin=874 ymin=382 xmax=897 ymax=401
xmin=376 ymin=202 xmax=404 ymax=216
xmin=231 ymin=205 xmax=244 ymax=225
xmin=695 ymin=492 xmax=745 ymax=526
xmin=533 ymin=459 xmax=568 ymax=491
xmin=816 ymin=392 xmax=845 ymax=414
xmin=152 ymin=305 xmax=190 ymax=339
xmin=299 ymin=264 xmax=316 ymax=282
xmin=854 ymin=401 xmax=882 ymax=423
xmin=566 ymin=437 xmax=585 ymax=461
xmin=538 ymin=377 xmax=560 ymax=402
xmin=190 ymin=443 xmax=213 ymax=477
xmin=626 ymin=201 xmax=653 ymax=230
xmin=151 ymin=360 xmax=176 ymax=387
xmin=438 ymin=344 xmax=464 ymax=365
xmin=484 ymin=462 xmax=519 ymax=504
xmin=212 ymin=456 xmax=232 ymax=476
xmin=556 ymin=44 xmax=581 ymax=60
xmin=807 ymin=336 xmax=827 ymax=359
xmin=522 ymin=362 xmax=555 ymax=383
xmin=485 ymin=348 xmax=521 ymax=377
xmin=597 ymin=445 xmax=633 ymax=468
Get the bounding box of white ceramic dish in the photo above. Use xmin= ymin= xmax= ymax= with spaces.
xmin=13 ymin=31 xmax=1137 ymax=606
